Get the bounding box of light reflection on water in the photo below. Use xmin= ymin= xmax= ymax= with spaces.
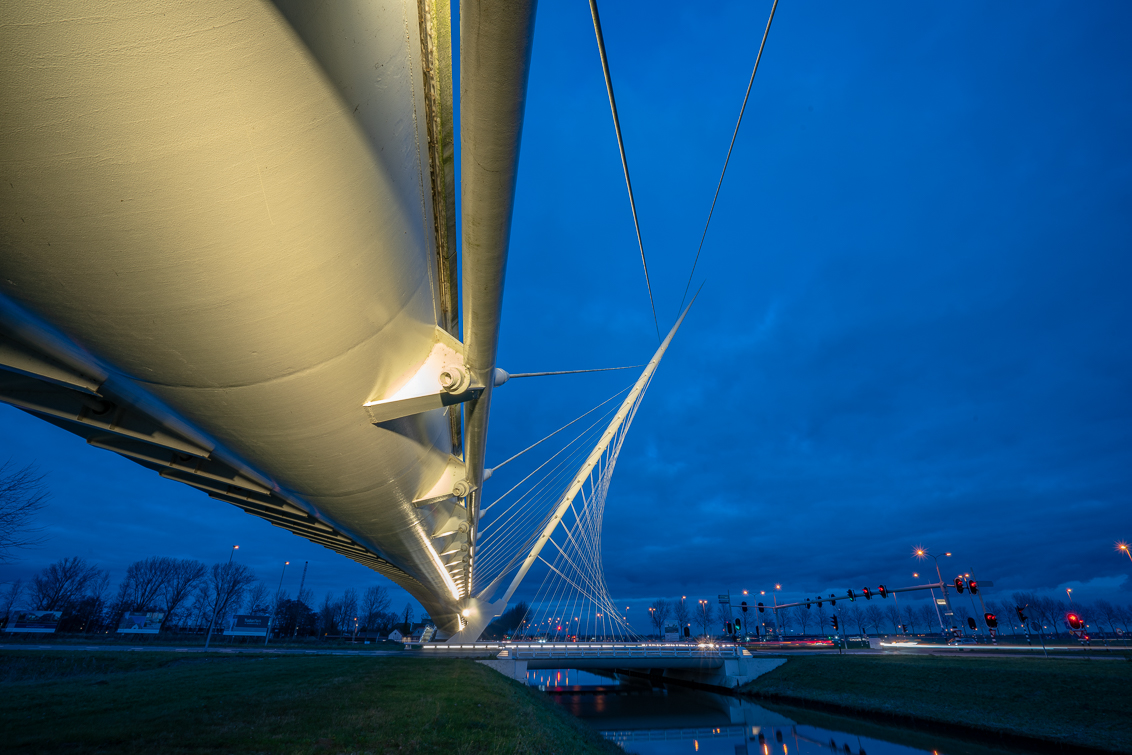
xmin=526 ymin=669 xmax=1007 ymax=755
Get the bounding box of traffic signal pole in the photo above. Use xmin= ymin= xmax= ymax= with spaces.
xmin=771 ymin=581 xmax=945 ymax=611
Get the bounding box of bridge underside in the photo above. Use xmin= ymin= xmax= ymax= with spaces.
xmin=427 ymin=643 xmax=788 ymax=690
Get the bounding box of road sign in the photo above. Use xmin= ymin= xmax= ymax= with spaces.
xmin=718 ymin=595 xmax=729 ymax=603
xmin=936 ymin=599 xmax=947 ymax=605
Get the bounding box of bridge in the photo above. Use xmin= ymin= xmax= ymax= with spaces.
xmin=424 ymin=642 xmax=786 ymax=689
xmin=0 ymin=0 xmax=688 ymax=643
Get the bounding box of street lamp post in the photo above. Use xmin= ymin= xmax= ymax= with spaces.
xmin=265 ymin=561 xmax=289 ymax=646
xmin=915 ymin=548 xmax=954 ymax=633
xmin=205 ymin=545 xmax=238 ymax=650
xmin=1118 ymin=542 xmax=1131 ymax=562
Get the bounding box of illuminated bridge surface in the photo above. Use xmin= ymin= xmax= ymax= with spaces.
xmin=425 ymin=642 xmax=783 ymax=688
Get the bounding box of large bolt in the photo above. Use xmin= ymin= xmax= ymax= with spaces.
xmin=452 ymin=480 xmax=471 ymax=499
xmin=438 ymin=367 xmax=466 ymax=394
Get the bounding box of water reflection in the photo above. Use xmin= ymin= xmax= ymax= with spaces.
xmin=527 ymin=669 xmax=1021 ymax=755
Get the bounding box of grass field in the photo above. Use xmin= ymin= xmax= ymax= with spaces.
xmin=0 ymin=650 xmax=622 ymax=754
xmin=741 ymin=654 xmax=1132 ymax=753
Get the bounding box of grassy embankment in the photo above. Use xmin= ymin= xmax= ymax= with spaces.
xmin=0 ymin=634 xmax=406 ymax=651
xmin=1 ymin=650 xmax=621 ymax=754
xmin=741 ymin=654 xmax=1132 ymax=753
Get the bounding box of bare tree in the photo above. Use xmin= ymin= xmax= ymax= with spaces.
xmin=849 ymin=603 xmax=865 ymax=636
xmin=401 ymin=601 xmax=414 ymax=627
xmin=902 ymin=604 xmax=917 ymax=633
xmin=161 ymin=559 xmax=206 ymax=628
xmin=335 ymin=588 xmax=359 ymax=633
xmin=955 ymin=605 xmax=972 ymax=632
xmin=360 ymin=585 xmax=391 ymax=630
xmin=1093 ymin=600 xmax=1120 ymax=634
xmin=115 ymin=557 xmax=175 ymax=614
xmin=0 ymin=461 xmax=49 ymax=562
xmin=815 ymin=603 xmax=827 ymax=634
xmin=885 ymin=604 xmax=901 ymax=632
xmin=242 ymin=581 xmax=270 ymax=614
xmin=917 ymin=604 xmax=938 ymax=632
xmin=775 ymin=608 xmax=791 ymax=635
xmin=30 ymin=556 xmax=105 ymax=610
xmin=791 ymin=605 xmax=810 ymax=635
xmin=2 ymin=578 xmax=24 ymax=619
xmin=864 ymin=604 xmax=884 ymax=635
xmin=673 ymin=598 xmax=690 ymax=636
xmin=205 ymin=561 xmax=256 ymax=629
xmin=319 ymin=592 xmax=339 ymax=635
xmin=697 ymin=600 xmax=715 ymax=637
xmin=649 ymin=599 xmax=671 ymax=636
xmin=1116 ymin=604 xmax=1132 ymax=633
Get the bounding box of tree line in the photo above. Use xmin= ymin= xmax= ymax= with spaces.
xmin=0 ymin=555 xmax=418 ymax=638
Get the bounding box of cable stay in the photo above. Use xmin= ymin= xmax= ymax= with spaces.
xmin=678 ymin=0 xmax=780 ymax=313
xmin=588 ymin=0 xmax=661 ymax=342
xmin=485 ymin=384 xmax=631 ymax=477
xmin=447 ymin=294 xmax=699 ymax=642
xmin=494 ymin=364 xmax=642 ymax=385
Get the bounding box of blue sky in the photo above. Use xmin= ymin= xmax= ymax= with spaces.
xmin=2 ymin=1 xmax=1131 ymax=629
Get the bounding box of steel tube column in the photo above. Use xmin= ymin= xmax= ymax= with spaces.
xmin=459 ymin=0 xmax=538 ymax=591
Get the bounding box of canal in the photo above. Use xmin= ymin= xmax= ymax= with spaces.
xmin=527 ymin=668 xmax=1040 ymax=755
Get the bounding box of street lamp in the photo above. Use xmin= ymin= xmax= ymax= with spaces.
xmin=914 ymin=547 xmax=953 ymax=631
xmin=1117 ymin=542 xmax=1132 ymax=563
xmin=205 ymin=545 xmax=238 ymax=649
xmin=1066 ymin=588 xmax=1073 ymax=603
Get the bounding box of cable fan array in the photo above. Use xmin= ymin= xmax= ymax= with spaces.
xmin=469 ymin=375 xmax=655 ymax=641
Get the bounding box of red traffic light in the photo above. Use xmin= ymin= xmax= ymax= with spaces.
xmin=954 ymin=577 xmax=965 ymax=594
xmin=968 ymin=580 xmax=978 ymax=595
xmin=862 ymin=587 xmax=872 ymax=600
xmin=1066 ymin=613 xmax=1083 ymax=630
xmin=984 ymin=612 xmax=998 ymax=628
xmin=1015 ymin=606 xmax=1027 ymax=623
xmin=831 ymin=616 xmax=839 ymax=630
xmin=878 ymin=585 xmax=888 ymax=598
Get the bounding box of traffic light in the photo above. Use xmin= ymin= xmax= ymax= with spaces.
xmin=817 ymin=598 xmax=823 ymax=607
xmin=741 ymin=601 xmax=748 ymax=613
xmin=878 ymin=585 xmax=888 ymax=598
xmin=1067 ymin=613 xmax=1083 ymax=630
xmin=1015 ymin=607 xmax=1027 ymax=623
xmin=726 ymin=621 xmax=734 ymax=635
xmin=862 ymin=587 xmax=872 ymax=600
xmin=984 ymin=612 xmax=998 ymax=628
xmin=967 ymin=617 xmax=977 ymax=630
xmin=847 ymin=589 xmax=855 ymax=602
xmin=735 ymin=618 xmax=742 ymax=632
xmin=968 ymin=580 xmax=978 ymax=595
xmin=805 ymin=598 xmax=811 ymax=609
xmin=683 ymin=625 xmax=691 ymax=637
xmin=954 ymin=577 xmax=965 ymax=594
xmin=757 ymin=602 xmax=765 ymax=613
xmin=831 ymin=616 xmax=839 ymax=630
xmin=829 ymin=594 xmax=837 ymax=606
